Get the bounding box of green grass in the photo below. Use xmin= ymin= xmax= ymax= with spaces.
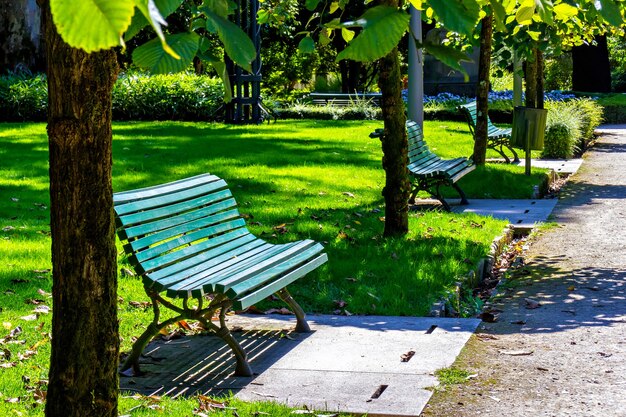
xmin=434 ymin=367 xmax=473 ymax=386
xmin=0 ymin=119 xmax=544 ymax=415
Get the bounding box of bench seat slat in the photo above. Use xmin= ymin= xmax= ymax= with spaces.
xmin=221 ymin=245 xmax=325 ymax=299
xmin=170 ymin=240 xmax=315 ymax=296
xmin=233 ymin=253 xmax=329 ymax=310
xmin=160 ymin=240 xmax=304 ymax=295
xmin=139 ymin=228 xmax=252 ymax=274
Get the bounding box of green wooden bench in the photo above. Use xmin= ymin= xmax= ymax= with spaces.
xmin=371 ymin=120 xmax=475 ymax=211
xmin=458 ymin=101 xmax=519 ymax=163
xmin=113 ymin=174 xmax=327 ymax=376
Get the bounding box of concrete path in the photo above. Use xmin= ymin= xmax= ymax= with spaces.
xmin=422 ymin=126 xmax=626 ymax=416
xmin=120 ymin=315 xmax=479 ymax=416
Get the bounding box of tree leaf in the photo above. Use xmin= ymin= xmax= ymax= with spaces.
xmin=132 ymin=32 xmax=199 ymax=74
xmin=125 ymin=0 xmax=183 ymax=41
xmin=50 ymin=0 xmax=135 ymax=52
xmin=197 ymin=50 xmax=233 ymax=103
xmin=427 ymin=0 xmax=480 ymax=36
xmin=204 ymin=10 xmax=256 ymax=72
xmin=533 ymin=0 xmax=553 ymax=25
xmin=305 ymin=0 xmax=321 ymax=11
xmin=298 ymin=35 xmax=316 ymax=54
xmin=407 ymin=0 xmax=423 ymax=9
xmin=336 ymin=6 xmax=409 ymax=62
xmin=515 ymin=0 xmax=535 ymax=24
xmin=553 ymin=3 xmax=578 ymax=20
xmin=423 ymin=41 xmax=471 ymax=81
xmin=341 ymin=27 xmax=355 ymax=42
xmin=489 ymin=0 xmax=508 ymax=32
xmin=598 ymin=0 xmax=624 ymax=26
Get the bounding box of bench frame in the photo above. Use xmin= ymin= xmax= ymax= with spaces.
xmin=459 ymin=101 xmax=520 ymax=163
xmin=371 ymin=120 xmax=475 ymax=211
xmin=114 ymin=174 xmax=327 ymax=377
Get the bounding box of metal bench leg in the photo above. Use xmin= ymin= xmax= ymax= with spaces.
xmin=277 ymin=288 xmax=311 ymax=333
xmin=452 ymin=183 xmax=470 ymax=206
xmin=210 ymin=305 xmax=253 ymax=377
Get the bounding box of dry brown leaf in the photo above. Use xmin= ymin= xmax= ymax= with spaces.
xmin=32 ymin=305 xmax=50 ymax=315
xmin=129 ymin=300 xmax=151 ymax=309
xmin=264 ymin=308 xmax=292 ymax=315
xmin=342 ymin=192 xmax=355 ymax=198
xmin=37 ymin=289 xmax=51 ymax=297
xmin=400 ymin=350 xmax=415 ymax=362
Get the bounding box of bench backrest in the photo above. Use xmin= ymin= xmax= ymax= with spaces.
xmin=406 ymin=120 xmax=439 ymax=168
xmin=113 ymin=174 xmax=250 ymax=277
xmin=459 ymin=101 xmax=500 ymax=134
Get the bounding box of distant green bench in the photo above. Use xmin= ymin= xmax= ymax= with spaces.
xmin=114 ymin=174 xmax=327 ymax=376
xmin=459 ymin=101 xmax=519 ymax=163
xmin=371 ymin=120 xmax=475 ymax=211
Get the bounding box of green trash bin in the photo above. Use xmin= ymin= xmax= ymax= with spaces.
xmin=510 ymin=106 xmax=548 ymax=150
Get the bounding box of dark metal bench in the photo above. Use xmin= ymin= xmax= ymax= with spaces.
xmin=114 ymin=174 xmax=327 ymax=376
xmin=371 ymin=120 xmax=475 ymax=211
xmin=459 ymin=101 xmax=519 ymax=163
xmin=309 ymin=92 xmax=382 ymax=107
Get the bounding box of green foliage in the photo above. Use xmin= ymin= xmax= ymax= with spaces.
xmin=435 ymin=367 xmax=472 ymax=385
xmin=278 ymin=101 xmax=382 ymax=120
xmin=544 ymin=54 xmax=572 ymax=91
xmin=569 ymin=98 xmax=603 ymax=141
xmin=0 ymin=72 xmax=48 ymax=121
xmin=490 ymin=67 xmax=514 ymax=91
xmin=542 ymin=101 xmax=582 ymax=158
xmin=112 ymin=71 xmax=223 ymax=120
xmin=132 ymin=32 xmax=199 ymax=74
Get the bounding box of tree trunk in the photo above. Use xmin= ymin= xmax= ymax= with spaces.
xmin=473 ymin=14 xmax=492 ymax=166
xmin=525 ymin=50 xmax=538 ymax=108
xmin=42 ymin=2 xmax=119 ymax=416
xmin=572 ymin=35 xmax=611 ymax=93
xmin=536 ymin=49 xmax=544 ymax=109
xmin=0 ymin=0 xmax=45 ymax=73
xmin=378 ymin=25 xmax=409 ymax=236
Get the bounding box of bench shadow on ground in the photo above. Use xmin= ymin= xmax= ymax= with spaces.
xmin=485 ymin=257 xmax=626 ymax=336
xmin=120 ymin=327 xmax=313 ymax=397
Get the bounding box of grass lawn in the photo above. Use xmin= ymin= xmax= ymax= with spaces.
xmin=0 ymin=119 xmax=542 ymax=415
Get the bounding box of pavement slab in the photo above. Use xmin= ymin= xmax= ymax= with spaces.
xmin=452 ymin=198 xmax=558 ymax=231
xmin=120 ymin=315 xmax=480 ymax=416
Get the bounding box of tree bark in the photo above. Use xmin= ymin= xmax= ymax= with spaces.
xmin=572 ymin=35 xmax=611 ymax=93
xmin=473 ymin=14 xmax=492 ymax=166
xmin=377 ymin=4 xmax=409 ymax=236
xmin=41 ymin=2 xmax=119 ymax=416
xmin=536 ymin=49 xmax=544 ymax=109
xmin=525 ymin=50 xmax=538 ymax=108
xmin=0 ymin=0 xmax=44 ymax=73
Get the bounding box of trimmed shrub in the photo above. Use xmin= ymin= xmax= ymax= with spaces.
xmin=0 ymin=72 xmax=48 ymax=121
xmin=542 ymin=101 xmax=582 ymax=159
xmin=277 ymin=101 xmax=382 ymax=120
xmin=112 ymin=71 xmax=223 ymax=120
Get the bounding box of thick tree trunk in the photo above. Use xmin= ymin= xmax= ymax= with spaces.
xmin=525 ymin=50 xmax=538 ymax=108
xmin=378 ymin=39 xmax=409 ymax=236
xmin=572 ymin=35 xmax=611 ymax=93
xmin=42 ymin=2 xmax=119 ymax=416
xmin=473 ymin=14 xmax=492 ymax=166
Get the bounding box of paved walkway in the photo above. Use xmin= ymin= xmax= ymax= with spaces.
xmin=422 ymin=126 xmax=626 ymax=416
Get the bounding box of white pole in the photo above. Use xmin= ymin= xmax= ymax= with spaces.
xmin=408 ymin=7 xmax=423 ymax=129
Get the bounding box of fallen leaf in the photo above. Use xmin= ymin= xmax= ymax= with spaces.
xmin=31 ymin=269 xmax=50 ymax=274
xmin=333 ymin=300 xmax=348 ymax=308
xmin=264 ymin=307 xmax=293 ymax=315
xmin=345 ymin=277 xmax=357 ymax=283
xmin=0 ymin=362 xmax=16 ymax=369
xmin=2 ymin=226 xmax=15 ymax=232
xmin=9 ymin=326 xmax=22 ymax=338
xmin=499 ymin=350 xmax=533 ymax=356
xmin=524 ymin=298 xmax=541 ymax=309
xmin=537 ymin=367 xmax=549 ymax=371
xmin=291 ymin=410 xmax=313 ymax=415
xmin=567 ymin=285 xmax=576 ymax=291
xmin=2 ymin=322 xmax=11 ymax=330
xmin=120 ymin=268 xmax=136 ymax=277
xmin=11 ymin=197 xmax=19 ymax=202
xmin=4 ymin=397 xmax=20 ymax=403
xmin=479 ymin=312 xmax=498 ymax=323
xmin=510 ymin=320 xmax=527 ymax=325
xmin=25 ymin=299 xmax=45 ymax=305
xmin=32 ymin=305 xmax=50 ymax=315
xmin=20 ymin=314 xmax=38 ymax=321
xmin=400 ymin=350 xmax=415 ymax=362
xmin=177 ymin=320 xmax=192 ymax=330
xmin=129 ymin=301 xmax=151 ymax=309
xmin=37 ymin=289 xmax=51 ymax=297
xmin=342 ymin=192 xmax=355 ymax=198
